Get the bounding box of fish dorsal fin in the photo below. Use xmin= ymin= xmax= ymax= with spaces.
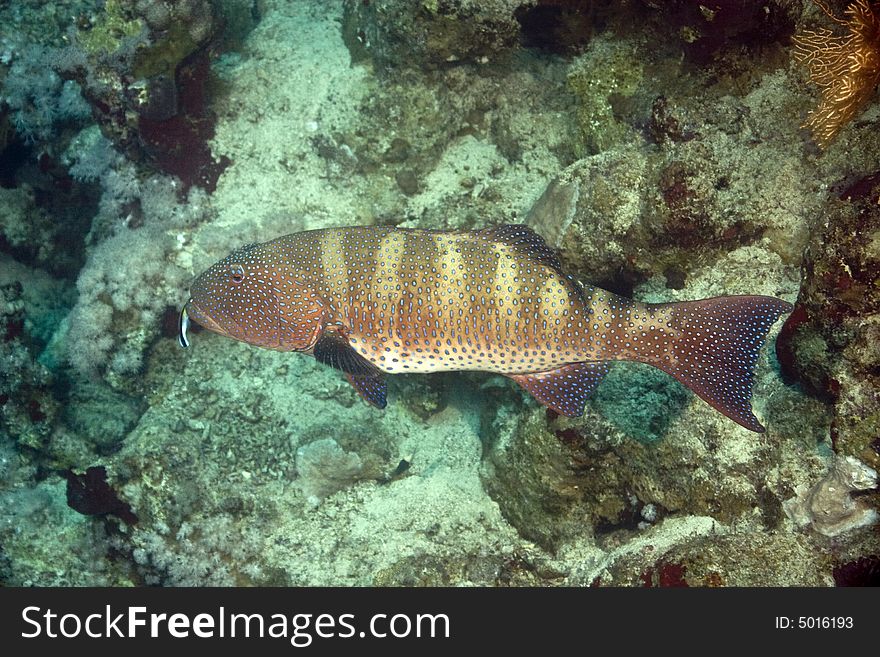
xmin=479 ymin=224 xmax=564 ymax=273
xmin=346 ymin=373 xmax=388 ymax=409
xmin=508 ymin=361 xmax=610 ymax=417
xmin=313 ymin=328 xmax=381 ymax=377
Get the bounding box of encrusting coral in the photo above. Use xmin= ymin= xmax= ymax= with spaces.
xmin=793 ymin=0 xmax=880 ymax=148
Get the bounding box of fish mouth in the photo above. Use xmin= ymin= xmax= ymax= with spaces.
xmin=183 ymin=299 xmax=233 ymax=340
xmin=182 ymin=296 xmax=284 ymax=349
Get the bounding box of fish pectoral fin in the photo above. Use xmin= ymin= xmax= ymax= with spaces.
xmin=312 ymin=327 xmax=387 ymax=408
xmin=313 ymin=329 xmax=381 ymax=377
xmin=346 ymin=373 xmax=388 ymax=409
xmin=509 ymin=361 xmax=609 ymax=417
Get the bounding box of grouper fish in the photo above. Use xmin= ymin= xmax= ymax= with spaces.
xmin=179 ymin=225 xmax=792 ymax=432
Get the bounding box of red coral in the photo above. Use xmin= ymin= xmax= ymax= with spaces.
xmin=833 ymin=555 xmax=880 ymax=586
xmin=775 ymin=304 xmax=809 ymax=384
xmin=641 ymin=561 xmax=689 ymax=587
xmin=137 ymin=52 xmax=230 ymax=192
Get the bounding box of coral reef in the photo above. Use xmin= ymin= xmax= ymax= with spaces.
xmin=514 ymin=0 xmax=617 ymax=55
xmin=0 ymin=186 xmax=59 ymax=268
xmin=65 ymin=465 xmax=137 ymax=525
xmin=53 ymin=0 xmax=236 ymax=190
xmin=566 ymin=36 xmax=644 ymax=154
xmin=60 ymin=164 xmax=211 ymax=387
xmin=591 ymin=363 xmax=690 ymax=443
xmin=638 ymin=0 xmax=799 ymax=65
xmin=342 ymin=0 xmax=529 ymax=69
xmin=527 ymin=83 xmax=815 ymax=293
xmin=0 ymin=280 xmax=59 ymax=452
xmin=2 ymin=45 xmax=91 ymax=142
xmin=0 ymin=0 xmax=878 ymax=589
xmin=776 ymin=175 xmax=880 ymax=472
xmin=0 ymin=480 xmax=123 ymax=586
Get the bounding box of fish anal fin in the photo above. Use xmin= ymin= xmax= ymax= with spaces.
xmin=509 ymin=362 xmax=609 ymax=417
xmin=479 ymin=224 xmax=564 ymax=273
xmin=346 ymin=373 xmax=387 ymax=409
xmin=313 ymin=328 xmax=380 ymax=377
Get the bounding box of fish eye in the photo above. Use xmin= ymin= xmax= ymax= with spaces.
xmin=229 ymin=263 xmax=246 ymax=284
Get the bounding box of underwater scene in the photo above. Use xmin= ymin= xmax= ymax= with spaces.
xmin=0 ymin=0 xmax=878 ymax=587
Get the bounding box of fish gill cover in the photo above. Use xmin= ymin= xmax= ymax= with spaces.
xmin=0 ymin=0 xmax=876 ymax=587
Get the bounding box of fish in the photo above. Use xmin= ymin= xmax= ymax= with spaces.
xmin=179 ymin=224 xmax=792 ymax=432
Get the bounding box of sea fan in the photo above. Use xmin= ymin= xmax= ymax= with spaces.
xmin=793 ymin=0 xmax=880 ymax=148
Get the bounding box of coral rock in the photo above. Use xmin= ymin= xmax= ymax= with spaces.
xmin=342 ymin=0 xmax=528 ymax=69
xmin=295 ymin=438 xmax=364 ymax=503
xmin=784 ymin=455 xmax=878 ymax=537
xmin=776 ymin=178 xmax=880 ymax=469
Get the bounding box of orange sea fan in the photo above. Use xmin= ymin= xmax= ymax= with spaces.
xmin=792 ymin=0 xmax=880 ymax=148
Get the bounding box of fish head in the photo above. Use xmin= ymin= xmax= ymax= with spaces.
xmin=183 ymin=242 xmax=326 ymax=352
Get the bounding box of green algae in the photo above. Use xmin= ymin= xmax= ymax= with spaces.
xmin=133 ymin=21 xmax=204 ymax=79
xmin=566 ymin=37 xmax=643 ymax=155
xmin=592 ymin=363 xmax=690 ymax=444
xmin=76 ymin=0 xmax=144 ymax=56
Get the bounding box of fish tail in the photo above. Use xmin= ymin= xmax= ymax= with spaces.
xmin=634 ymin=295 xmax=793 ymax=432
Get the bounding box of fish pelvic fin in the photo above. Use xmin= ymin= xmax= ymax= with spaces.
xmin=641 ymin=295 xmax=793 ymax=433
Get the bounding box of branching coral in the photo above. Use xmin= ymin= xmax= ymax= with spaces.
xmin=63 ymin=168 xmax=210 ymax=386
xmin=793 ymin=0 xmax=880 ymax=148
xmin=2 ymin=45 xmax=90 ymax=142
